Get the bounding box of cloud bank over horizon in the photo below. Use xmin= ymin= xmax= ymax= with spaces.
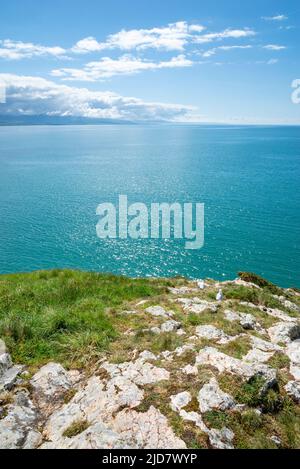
xmin=0 ymin=73 xmax=196 ymax=122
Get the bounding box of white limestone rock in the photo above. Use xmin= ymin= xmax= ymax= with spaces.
xmin=177 ymin=298 xmax=218 ymax=314
xmin=161 ymin=320 xmax=181 ymax=333
xmin=170 ymin=391 xmax=192 ymax=412
xmin=30 ymin=363 xmax=73 ymax=412
xmin=0 ymin=364 xmax=24 ymax=391
xmin=284 ymin=381 xmax=300 ymax=402
xmin=112 ymin=406 xmax=187 ymax=449
xmin=196 ymin=347 xmax=277 ymax=388
xmin=102 ymin=358 xmax=170 ymax=386
xmin=268 ymin=322 xmax=300 ymax=344
xmin=181 ymin=364 xmax=198 ymax=376
xmin=243 ymin=349 xmax=274 ymax=364
xmin=41 ymin=422 xmax=130 ymax=449
xmin=250 ymin=336 xmax=282 ymax=353
xmin=285 ymin=339 xmax=300 ymax=365
xmin=139 ymin=351 xmax=157 ymax=362
xmin=290 ymin=364 xmax=300 ymax=381
xmin=145 ymin=306 xmax=174 ymax=319
xmin=0 ymin=391 xmax=41 ymax=449
xmin=168 ymin=286 xmax=198 ymax=295
xmin=195 ymin=325 xmax=233 ymax=344
xmin=198 ymin=378 xmax=235 ymax=413
xmin=208 ymin=428 xmax=235 ymax=450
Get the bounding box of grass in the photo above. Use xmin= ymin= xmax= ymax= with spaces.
xmin=238 ymin=272 xmax=282 ymax=295
xmin=63 ymin=419 xmax=90 ymax=438
xmin=0 ymin=269 xmax=170 ymax=368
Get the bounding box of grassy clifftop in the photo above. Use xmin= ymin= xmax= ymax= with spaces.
xmin=1 ymin=269 xmax=300 ymax=449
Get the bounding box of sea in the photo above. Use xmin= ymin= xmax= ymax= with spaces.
xmin=0 ymin=124 xmax=299 ymax=287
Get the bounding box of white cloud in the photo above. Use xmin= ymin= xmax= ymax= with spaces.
xmin=202 ymin=44 xmax=253 ymax=57
xmin=51 ymin=54 xmax=193 ymax=81
xmin=263 ymin=44 xmax=286 ymax=50
xmin=267 ymin=58 xmax=279 ymax=65
xmin=0 ymin=73 xmax=195 ymax=122
xmin=194 ymin=28 xmax=256 ymax=44
xmin=71 ymin=37 xmax=105 ymax=54
xmin=72 ymin=21 xmax=206 ymax=53
xmin=0 ymin=39 xmax=66 ymax=60
xmin=262 ymin=15 xmax=288 ymax=21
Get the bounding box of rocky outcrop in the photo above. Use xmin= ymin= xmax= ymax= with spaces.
xmin=0 ymin=391 xmax=42 ymax=449
xmin=0 ymin=347 xmax=23 ymax=392
xmin=196 ymin=347 xmax=277 ymax=388
xmin=111 ymin=407 xmax=186 ymax=449
xmin=268 ymin=323 xmax=300 ymax=344
xmin=198 ymin=378 xmax=236 ymax=413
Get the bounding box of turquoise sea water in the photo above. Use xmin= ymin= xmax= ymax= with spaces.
xmin=0 ymin=125 xmax=299 ymax=287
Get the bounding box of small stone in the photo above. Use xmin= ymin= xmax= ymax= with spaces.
xmin=270 ymin=435 xmax=281 ymax=446
xmin=181 ymin=364 xmax=198 ymax=376
xmin=170 ymin=391 xmax=192 ymax=412
xmin=139 ymin=351 xmax=157 ymax=362
xmin=161 ymin=320 xmax=181 ymax=333
xmin=145 ymin=306 xmax=174 ymax=319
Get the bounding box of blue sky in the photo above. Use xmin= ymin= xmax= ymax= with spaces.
xmin=0 ymin=0 xmax=299 ymax=123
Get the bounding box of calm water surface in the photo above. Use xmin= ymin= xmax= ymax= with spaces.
xmin=0 ymin=125 xmax=299 ymax=287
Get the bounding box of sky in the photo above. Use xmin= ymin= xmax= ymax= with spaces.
xmin=0 ymin=0 xmax=299 ymax=124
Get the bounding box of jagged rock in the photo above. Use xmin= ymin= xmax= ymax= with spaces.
xmin=181 ymin=364 xmax=198 ymax=375
xmin=241 ymin=302 xmax=297 ymax=322
xmin=41 ymin=422 xmax=130 ymax=449
xmin=102 ymin=358 xmax=170 ymax=386
xmin=42 ymin=375 xmax=143 ymax=445
xmin=290 ymin=364 xmax=300 ymax=381
xmin=139 ymin=351 xmax=157 ymax=362
xmin=174 ymin=344 xmax=195 ymax=356
xmin=274 ymin=296 xmax=300 ymax=313
xmin=195 ymin=325 xmax=234 ymax=344
xmin=30 ymin=363 xmax=73 ymax=412
xmin=112 ymin=406 xmax=187 ymax=449
xmin=268 ymin=323 xmax=300 ymax=344
xmin=145 ymin=306 xmax=174 ymax=319
xmin=179 ymin=410 xmax=208 ymax=432
xmin=284 ymin=381 xmax=300 ymax=402
xmin=250 ymin=336 xmax=282 ymax=352
xmin=0 ymin=391 xmax=41 ymax=449
xmin=177 ymin=298 xmax=218 ymax=314
xmin=168 ymin=286 xmax=198 ymax=295
xmin=243 ymin=348 xmax=274 ymax=364
xmin=170 ymin=391 xmax=192 ymax=412
xmin=285 ymin=340 xmax=300 ymax=365
xmin=198 ymin=378 xmax=236 ymax=413
xmin=224 ymin=310 xmax=259 ymax=331
xmin=179 ymin=409 xmax=234 ymax=449
xmin=149 ymin=327 xmax=162 ymax=335
xmin=0 ymin=365 xmax=24 ymax=391
xmin=208 ymin=428 xmax=234 ymax=450
xmin=0 ymin=353 xmax=12 ymax=375
xmin=161 ymin=320 xmax=181 ymax=333
xmin=196 ymin=347 xmax=277 ymax=388
xmin=0 ymin=351 xmax=24 ymax=391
